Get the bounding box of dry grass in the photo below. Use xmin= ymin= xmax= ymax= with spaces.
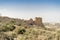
xmin=2 ymin=25 xmax=60 ymax=40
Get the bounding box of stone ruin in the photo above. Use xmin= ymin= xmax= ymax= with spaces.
xmin=27 ymin=18 xmax=34 ymax=25
xmin=34 ymin=17 xmax=42 ymax=25
xmin=26 ymin=17 xmax=44 ymax=27
xmin=0 ymin=16 xmax=44 ymax=28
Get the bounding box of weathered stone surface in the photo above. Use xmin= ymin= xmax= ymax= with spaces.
xmin=27 ymin=18 xmax=34 ymax=25
xmin=34 ymin=17 xmax=42 ymax=25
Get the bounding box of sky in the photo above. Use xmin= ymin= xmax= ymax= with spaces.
xmin=0 ymin=0 xmax=60 ymax=23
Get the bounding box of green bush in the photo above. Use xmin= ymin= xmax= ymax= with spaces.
xmin=0 ymin=32 xmax=14 ymax=40
xmin=6 ymin=24 xmax=15 ymax=31
xmin=18 ymin=29 xmax=26 ymax=34
xmin=0 ymin=23 xmax=15 ymax=32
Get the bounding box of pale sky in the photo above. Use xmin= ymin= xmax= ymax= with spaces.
xmin=0 ymin=0 xmax=60 ymax=23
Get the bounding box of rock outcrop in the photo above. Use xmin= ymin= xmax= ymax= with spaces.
xmin=34 ymin=17 xmax=42 ymax=25
xmin=25 ymin=17 xmax=44 ymax=28
xmin=0 ymin=16 xmax=44 ymax=28
xmin=27 ymin=18 xmax=34 ymax=25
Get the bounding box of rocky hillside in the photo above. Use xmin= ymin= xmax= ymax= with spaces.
xmin=0 ymin=16 xmax=60 ymax=40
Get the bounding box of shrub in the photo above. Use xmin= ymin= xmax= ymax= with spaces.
xmin=5 ymin=24 xmax=15 ymax=31
xmin=18 ymin=29 xmax=26 ymax=34
xmin=0 ymin=23 xmax=15 ymax=32
xmin=0 ymin=32 xmax=14 ymax=40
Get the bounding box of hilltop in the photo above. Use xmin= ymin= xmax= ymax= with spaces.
xmin=0 ymin=16 xmax=60 ymax=40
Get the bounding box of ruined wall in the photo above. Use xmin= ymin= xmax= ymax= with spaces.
xmin=25 ymin=17 xmax=44 ymax=27
xmin=27 ymin=18 xmax=34 ymax=25
xmin=34 ymin=17 xmax=42 ymax=25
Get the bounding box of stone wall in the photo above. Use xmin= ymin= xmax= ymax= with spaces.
xmin=27 ymin=18 xmax=34 ymax=25
xmin=34 ymin=17 xmax=42 ymax=26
